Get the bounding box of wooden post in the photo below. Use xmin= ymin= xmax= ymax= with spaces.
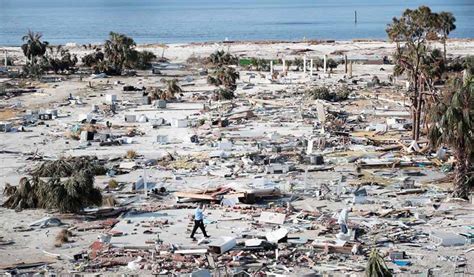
xmin=349 ymin=61 xmax=353 ymax=78
xmin=282 ymin=59 xmax=286 ymax=73
xmin=144 ymin=168 xmax=148 ymax=198
xmin=323 ymin=55 xmax=327 ymax=74
xmin=303 ymin=56 xmax=307 ymax=74
xmin=4 ymin=50 xmax=7 ymax=68
xmin=270 ymin=60 xmax=274 ymax=75
xmin=344 ymin=55 xmax=348 ymax=74
xmin=310 ymin=59 xmax=313 ymax=76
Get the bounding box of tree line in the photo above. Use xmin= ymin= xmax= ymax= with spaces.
xmin=20 ymin=31 xmax=157 ymax=78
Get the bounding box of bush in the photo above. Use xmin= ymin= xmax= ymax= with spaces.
xmin=135 ymin=50 xmax=156 ymax=70
xmin=327 ymin=58 xmax=338 ymax=72
xmin=22 ymin=61 xmax=44 ymax=79
xmin=126 ymin=150 xmax=138 ymax=159
xmin=212 ymin=88 xmax=235 ymax=101
xmin=82 ymin=50 xmax=105 ymax=67
xmin=108 ymin=179 xmax=119 ymax=189
xmin=1 ymin=56 xmax=15 ymax=66
xmin=464 ymin=56 xmax=474 ymax=75
xmin=306 ymin=86 xmax=349 ymax=102
xmin=306 ymin=86 xmax=331 ymax=100
xmin=334 ymin=86 xmax=350 ymax=101
xmin=55 ymin=229 xmax=72 ymax=247
xmin=44 ymin=46 xmax=78 ymax=74
xmin=249 ymin=58 xmax=270 ymax=71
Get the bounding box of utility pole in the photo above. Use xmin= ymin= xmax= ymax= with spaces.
xmin=144 ymin=168 xmax=148 ymax=198
xmin=349 ymin=61 xmax=353 ymax=78
xmin=303 ymin=56 xmax=307 ymax=74
xmin=344 ymin=55 xmax=348 ymax=74
xmin=355 ymin=11 xmax=358 ymax=24
xmin=323 ymin=55 xmax=327 ymax=73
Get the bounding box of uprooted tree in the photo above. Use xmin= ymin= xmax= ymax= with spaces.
xmin=3 ymin=156 xmax=105 ymax=213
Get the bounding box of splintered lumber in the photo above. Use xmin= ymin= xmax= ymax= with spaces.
xmin=174 ymin=249 xmax=208 ymax=254
xmin=396 ymin=188 xmax=426 ymax=195
xmin=175 ymin=186 xmax=281 ymax=202
xmin=174 ymin=192 xmax=218 ymax=201
xmin=0 ymin=260 xmax=55 ymax=270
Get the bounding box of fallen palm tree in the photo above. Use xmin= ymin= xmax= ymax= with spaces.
xmin=3 ymin=170 xmax=102 ymax=213
xmin=31 ymin=156 xmax=107 ymax=177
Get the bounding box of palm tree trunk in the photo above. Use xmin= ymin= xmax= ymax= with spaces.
xmin=411 ymin=100 xmax=416 ymax=140
xmin=453 ymin=149 xmax=469 ymax=199
xmin=411 ymin=76 xmax=419 ymax=140
xmin=443 ymin=38 xmax=447 ymax=61
xmin=415 ymin=96 xmax=423 ymax=140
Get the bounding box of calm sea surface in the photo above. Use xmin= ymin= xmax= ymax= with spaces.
xmin=0 ymin=0 xmax=473 ymax=46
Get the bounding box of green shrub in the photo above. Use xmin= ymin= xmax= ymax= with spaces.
xmin=306 ymin=86 xmax=349 ymax=102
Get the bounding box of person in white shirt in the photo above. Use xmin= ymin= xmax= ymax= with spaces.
xmin=337 ymin=207 xmax=352 ymax=234
xmin=190 ymin=203 xmax=210 ymax=240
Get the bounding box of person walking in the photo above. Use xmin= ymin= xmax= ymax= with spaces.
xmin=337 ymin=207 xmax=352 ymax=234
xmin=190 ymin=203 xmax=210 ymax=241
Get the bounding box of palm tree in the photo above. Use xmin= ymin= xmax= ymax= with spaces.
xmin=103 ymin=32 xmax=137 ymax=74
xmin=327 ymin=58 xmax=338 ymax=73
xmin=161 ymin=78 xmax=183 ymax=100
xmin=428 ymin=76 xmax=473 ymax=199
xmin=44 ymin=45 xmax=78 ymax=74
xmin=21 ymin=31 xmax=49 ymax=62
xmin=294 ymin=58 xmax=304 ymax=71
xmin=136 ymin=50 xmax=156 ymax=69
xmin=208 ymin=50 xmax=238 ymax=67
xmin=464 ymin=56 xmax=474 ymax=75
xmin=436 ymin=12 xmax=456 ymax=61
xmin=314 ymin=57 xmax=324 ymax=71
xmin=249 ymin=58 xmax=269 ymax=71
xmin=285 ymin=59 xmax=293 ymax=72
xmin=207 ymin=66 xmax=240 ymax=90
xmin=82 ymin=49 xmax=105 ymax=67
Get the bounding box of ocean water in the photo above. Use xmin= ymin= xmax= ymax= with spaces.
xmin=0 ymin=0 xmax=473 ymax=46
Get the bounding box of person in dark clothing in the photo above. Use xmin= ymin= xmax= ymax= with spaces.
xmin=190 ymin=203 xmax=210 ymax=240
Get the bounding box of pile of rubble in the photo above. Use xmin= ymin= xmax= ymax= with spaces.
xmin=1 ymin=51 xmax=472 ymax=276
